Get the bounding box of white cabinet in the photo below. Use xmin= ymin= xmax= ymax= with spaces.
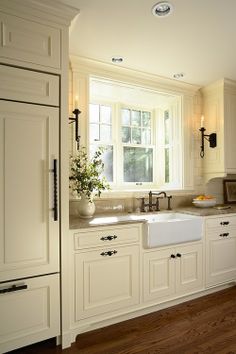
xmin=206 ymin=215 xmax=236 ymax=287
xmin=0 ymin=12 xmax=61 ymax=69
xmin=0 ymin=65 xmax=59 ymax=106
xmin=0 ymin=274 xmax=60 ymax=353
xmin=143 ymin=243 xmax=203 ymax=303
xmin=72 ymin=224 xmax=141 ymax=323
xmin=201 ymin=79 xmax=236 ymax=180
xmin=0 ymin=101 xmax=59 ymax=282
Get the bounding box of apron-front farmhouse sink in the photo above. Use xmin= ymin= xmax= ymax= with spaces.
xmin=130 ymin=212 xmax=203 ymax=248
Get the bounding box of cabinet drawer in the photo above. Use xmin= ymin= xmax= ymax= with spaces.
xmin=206 ymin=215 xmax=236 ymax=230
xmin=0 ymin=65 xmax=59 ymax=106
xmin=0 ymin=12 xmax=60 ymax=69
xmin=0 ymin=274 xmax=60 ymax=353
xmin=74 ymin=224 xmax=140 ymax=249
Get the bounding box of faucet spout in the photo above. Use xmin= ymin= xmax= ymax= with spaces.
xmin=151 ymin=191 xmax=167 ymax=198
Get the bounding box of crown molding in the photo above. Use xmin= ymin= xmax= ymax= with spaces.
xmin=70 ymin=55 xmax=201 ymax=96
xmin=0 ymin=0 xmax=79 ymax=26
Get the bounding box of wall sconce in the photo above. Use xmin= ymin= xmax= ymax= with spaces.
xmin=199 ymin=116 xmax=217 ymax=158
xmin=69 ymin=108 xmax=81 ymax=150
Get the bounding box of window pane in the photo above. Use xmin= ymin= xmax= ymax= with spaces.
xmin=89 ymin=104 xmax=99 ymax=123
xmin=131 ymin=110 xmax=141 ymax=127
xmin=165 ymin=148 xmax=170 ymax=183
xmin=100 ymin=105 xmax=111 ymax=124
xmin=100 ymin=124 xmax=112 ymax=142
xmin=90 ymin=145 xmax=113 ymax=182
xmin=123 ymin=147 xmax=153 ymax=182
xmin=132 ymin=128 xmax=141 ymax=144
xmin=142 ymin=111 xmax=151 ymax=127
xmin=122 ymin=127 xmax=131 ymax=143
xmin=164 ymin=110 xmax=170 ymax=145
xmin=142 ymin=128 xmax=151 ymax=145
xmin=103 ymin=146 xmax=113 ymax=182
xmin=90 ymin=124 xmax=100 ymax=141
xmin=121 ymin=109 xmax=131 ymax=125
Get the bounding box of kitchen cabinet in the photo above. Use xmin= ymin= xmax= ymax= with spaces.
xmin=143 ymin=243 xmax=203 ymax=303
xmin=206 ymin=215 xmax=236 ymax=287
xmin=0 ymin=100 xmax=59 ymax=282
xmin=0 ymin=274 xmax=60 ymax=354
xmin=0 ymin=12 xmax=61 ymax=69
xmin=201 ymin=79 xmax=236 ymax=180
xmin=72 ymin=224 xmax=141 ymax=323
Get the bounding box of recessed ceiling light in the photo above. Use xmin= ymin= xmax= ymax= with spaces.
xmin=152 ymin=2 xmax=174 ymax=17
xmin=112 ymin=57 xmax=123 ymax=63
xmin=173 ymin=72 xmax=185 ymax=79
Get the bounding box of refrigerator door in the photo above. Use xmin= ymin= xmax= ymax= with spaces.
xmin=0 ymin=273 xmax=60 ymax=353
xmin=0 ymin=101 xmax=59 ymax=282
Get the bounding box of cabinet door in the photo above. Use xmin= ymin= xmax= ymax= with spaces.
xmin=74 ymin=245 xmax=140 ymax=320
xmin=0 ymin=274 xmax=60 ymax=353
xmin=175 ymin=244 xmax=203 ymax=295
xmin=0 ymin=101 xmax=59 ymax=281
xmin=0 ymin=12 xmax=60 ymax=69
xmin=143 ymin=249 xmax=175 ymax=303
xmin=206 ymin=231 xmax=236 ymax=287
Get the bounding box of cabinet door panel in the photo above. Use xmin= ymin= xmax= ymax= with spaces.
xmin=143 ymin=249 xmax=175 ymax=303
xmin=0 ymin=65 xmax=59 ymax=106
xmin=206 ymin=235 xmax=236 ymax=286
xmin=75 ymin=245 xmax=139 ymax=320
xmin=0 ymin=101 xmax=59 ymax=281
xmin=176 ymin=244 xmax=203 ymax=294
xmin=0 ymin=12 xmax=60 ymax=69
xmin=0 ymin=274 xmax=60 ymax=353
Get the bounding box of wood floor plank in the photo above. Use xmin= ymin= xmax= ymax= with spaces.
xmin=9 ymin=286 xmax=236 ymax=354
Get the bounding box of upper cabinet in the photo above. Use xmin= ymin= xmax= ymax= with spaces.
xmin=201 ymin=79 xmax=236 ymax=181
xmin=0 ymin=12 xmax=61 ymax=70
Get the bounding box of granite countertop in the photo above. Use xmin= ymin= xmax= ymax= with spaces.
xmin=69 ymin=205 xmax=236 ymax=230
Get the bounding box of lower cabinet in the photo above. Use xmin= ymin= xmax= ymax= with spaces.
xmin=143 ymin=243 xmax=203 ymax=303
xmin=0 ymin=274 xmax=60 ymax=353
xmin=75 ymin=245 xmax=140 ymax=320
xmin=206 ymin=217 xmax=236 ymax=287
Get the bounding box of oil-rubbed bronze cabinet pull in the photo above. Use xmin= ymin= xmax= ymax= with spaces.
xmin=53 ymin=159 xmax=58 ymax=221
xmin=220 ymin=221 xmax=229 ymax=225
xmin=0 ymin=283 xmax=27 ymax=294
xmin=170 ymin=254 xmax=176 ymax=259
xmin=100 ymin=235 xmax=118 ymax=241
xmin=219 ymin=233 xmax=229 ymax=237
xmin=176 ymin=253 xmax=182 ymax=257
xmin=100 ymin=250 xmax=118 ymax=257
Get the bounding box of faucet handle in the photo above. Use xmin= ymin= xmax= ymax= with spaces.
xmin=167 ymin=195 xmax=172 ymax=210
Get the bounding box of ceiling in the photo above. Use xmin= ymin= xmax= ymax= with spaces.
xmin=63 ymin=0 xmax=236 ymax=87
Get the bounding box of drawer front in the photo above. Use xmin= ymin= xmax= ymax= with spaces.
xmin=0 ymin=274 xmax=60 ymax=353
xmin=74 ymin=224 xmax=140 ymax=249
xmin=206 ymin=215 xmax=236 ymax=230
xmin=0 ymin=65 xmax=59 ymax=106
xmin=0 ymin=12 xmax=60 ymax=69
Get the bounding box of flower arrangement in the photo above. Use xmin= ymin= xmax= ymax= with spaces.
xmin=69 ymin=147 xmax=110 ymax=202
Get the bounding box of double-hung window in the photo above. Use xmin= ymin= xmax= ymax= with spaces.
xmin=89 ymin=79 xmax=182 ymax=191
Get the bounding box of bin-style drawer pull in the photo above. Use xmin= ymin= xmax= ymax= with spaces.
xmin=220 ymin=221 xmax=229 ymax=225
xmin=100 ymin=235 xmax=118 ymax=241
xmin=220 ymin=233 xmax=229 ymax=237
xmin=0 ymin=283 xmax=28 ymax=294
xmin=100 ymin=250 xmax=118 ymax=256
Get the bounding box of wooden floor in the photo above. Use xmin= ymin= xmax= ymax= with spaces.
xmin=10 ymin=286 xmax=236 ymax=354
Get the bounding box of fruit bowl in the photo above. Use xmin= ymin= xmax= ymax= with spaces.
xmin=192 ymin=198 xmax=216 ymax=208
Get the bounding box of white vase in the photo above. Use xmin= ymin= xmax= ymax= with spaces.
xmin=78 ymin=194 xmax=96 ymax=219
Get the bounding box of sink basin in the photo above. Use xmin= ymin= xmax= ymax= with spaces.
xmin=133 ymin=212 xmax=203 ymax=248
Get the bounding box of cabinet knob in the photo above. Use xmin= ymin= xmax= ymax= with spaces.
xmin=220 ymin=221 xmax=229 ymax=225
xmin=176 ymin=253 xmax=182 ymax=257
xmin=100 ymin=235 xmax=118 ymax=241
xmin=170 ymin=254 xmax=176 ymax=259
xmin=100 ymin=250 xmax=118 ymax=257
xmin=219 ymin=233 xmax=229 ymax=237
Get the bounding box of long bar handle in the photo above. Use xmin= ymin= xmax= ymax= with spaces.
xmin=53 ymin=159 xmax=58 ymax=221
xmin=0 ymin=284 xmax=28 ymax=294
